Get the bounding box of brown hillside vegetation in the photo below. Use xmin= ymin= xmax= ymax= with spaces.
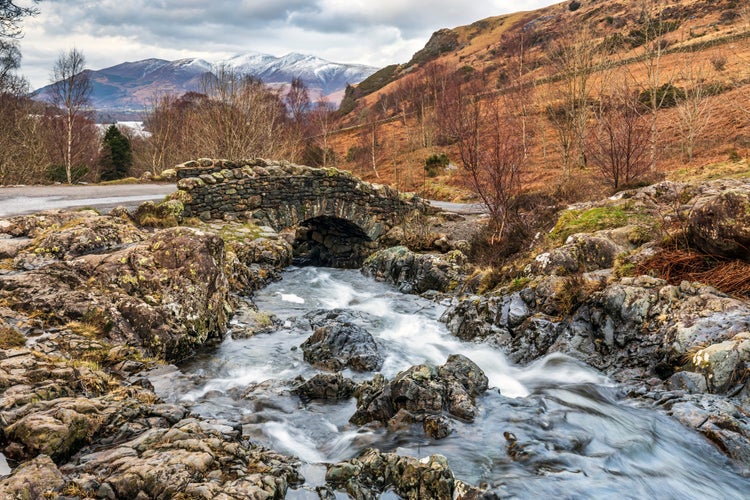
xmin=326 ymin=0 xmax=750 ymax=204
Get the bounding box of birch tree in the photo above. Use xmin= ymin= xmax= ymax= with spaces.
xmin=49 ymin=48 xmax=93 ymax=184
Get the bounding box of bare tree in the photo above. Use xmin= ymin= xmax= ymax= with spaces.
xmin=285 ymin=77 xmax=309 ymax=123
xmin=635 ymin=0 xmax=679 ymax=171
xmin=676 ymin=58 xmax=712 ymax=162
xmin=546 ymin=22 xmax=597 ymax=176
xmin=193 ymin=66 xmax=288 ymax=159
xmin=0 ymin=1 xmax=38 ymax=98
xmin=142 ymin=93 xmax=180 ymax=175
xmin=284 ymin=77 xmax=310 ymax=160
xmin=0 ymin=94 xmax=50 ymax=184
xmin=437 ymin=75 xmax=523 ymax=239
xmin=587 ymin=76 xmax=650 ymax=190
xmin=307 ymin=97 xmax=335 ymax=168
xmin=356 ymin=108 xmax=382 ymax=179
xmin=49 ymin=48 xmax=93 ymax=184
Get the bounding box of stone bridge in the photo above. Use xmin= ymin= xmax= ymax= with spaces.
xmin=175 ymin=159 xmax=430 ymax=267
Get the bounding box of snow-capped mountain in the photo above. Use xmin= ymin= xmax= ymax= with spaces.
xmin=33 ymin=52 xmax=378 ymax=115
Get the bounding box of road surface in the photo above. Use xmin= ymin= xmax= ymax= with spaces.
xmin=0 ymin=183 xmax=486 ymax=218
xmin=0 ymin=184 xmax=177 ymax=217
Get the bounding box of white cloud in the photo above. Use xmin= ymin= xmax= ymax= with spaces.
xmin=18 ymin=0 xmax=556 ymax=89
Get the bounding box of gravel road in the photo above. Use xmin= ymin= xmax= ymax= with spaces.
xmin=0 ymin=184 xmax=177 ymax=217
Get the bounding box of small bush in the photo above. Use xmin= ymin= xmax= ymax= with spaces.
xmin=639 ymin=83 xmax=686 ymax=109
xmin=628 ymin=20 xmax=681 ymax=48
xmin=569 ymin=1 xmax=581 ymax=12
xmin=425 ymin=153 xmax=450 ymax=177
xmin=719 ymin=10 xmax=739 ymax=24
xmin=48 ymin=164 xmax=88 ymax=184
xmin=710 ymin=55 xmax=727 ymax=72
xmin=553 ymin=275 xmax=605 ymax=315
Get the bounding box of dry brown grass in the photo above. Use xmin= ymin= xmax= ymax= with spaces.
xmin=327 ymin=0 xmax=750 ymax=202
xmin=636 ymin=249 xmax=750 ymax=297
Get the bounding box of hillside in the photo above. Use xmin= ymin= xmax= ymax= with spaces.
xmin=325 ymin=0 xmax=750 ymax=200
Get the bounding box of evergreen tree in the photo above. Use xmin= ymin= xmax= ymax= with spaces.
xmin=99 ymin=124 xmax=132 ymax=181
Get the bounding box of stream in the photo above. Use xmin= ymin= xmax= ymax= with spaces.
xmin=151 ymin=267 xmax=750 ymax=499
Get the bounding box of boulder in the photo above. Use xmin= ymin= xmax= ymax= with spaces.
xmin=3 ymin=397 xmax=104 ymax=462
xmin=14 ymin=215 xmax=147 ymax=269
xmin=0 ymin=225 xmax=230 ymax=362
xmin=301 ymin=311 xmax=383 ymax=372
xmin=687 ymin=190 xmax=750 ymax=260
xmin=0 ymin=455 xmax=64 ymax=499
xmin=0 ymin=209 xmax=101 ymax=238
xmin=350 ymin=354 xmax=488 ymax=437
xmin=362 ymin=246 xmax=468 ymax=294
xmin=531 ymin=233 xmax=624 ymax=275
xmin=687 ymin=332 xmax=750 ymax=393
xmin=294 ymin=373 xmax=356 ymax=401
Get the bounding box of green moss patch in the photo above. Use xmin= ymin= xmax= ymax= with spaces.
xmin=551 ymin=205 xmax=630 ymax=243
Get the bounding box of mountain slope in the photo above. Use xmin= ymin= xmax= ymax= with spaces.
xmin=33 ymin=52 xmax=378 ymax=112
xmin=329 ymin=0 xmax=750 ymax=196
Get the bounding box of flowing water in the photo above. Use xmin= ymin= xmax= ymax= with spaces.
xmin=152 ymin=267 xmax=750 ymax=499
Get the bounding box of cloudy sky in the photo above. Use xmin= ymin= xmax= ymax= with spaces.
xmin=18 ymin=0 xmax=557 ymax=90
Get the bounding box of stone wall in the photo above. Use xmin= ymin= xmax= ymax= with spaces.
xmin=176 ymin=158 xmax=428 ymax=241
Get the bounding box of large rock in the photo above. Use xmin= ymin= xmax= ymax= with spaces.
xmin=0 ymin=224 xmax=230 ymax=362
xmin=688 ymin=190 xmax=750 ymax=260
xmin=326 ymin=448 xmax=481 ymax=500
xmin=14 ymin=215 xmax=147 ymax=269
xmin=0 ymin=209 xmax=101 ymax=238
xmin=531 ymin=233 xmax=625 ymax=275
xmin=362 ymin=246 xmax=468 ymax=294
xmin=0 ymin=455 xmax=64 ymax=499
xmin=293 ymin=373 xmax=356 ymax=401
xmin=301 ymin=310 xmax=383 ymax=372
xmin=351 ymin=354 xmax=488 ymax=438
xmin=3 ymin=397 xmax=104 ymax=462
xmin=225 ymin=233 xmax=293 ymax=295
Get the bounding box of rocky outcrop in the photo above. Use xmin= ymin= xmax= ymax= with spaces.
xmin=362 ymin=245 xmax=470 ymax=294
xmin=687 ymin=189 xmax=750 ymax=260
xmin=0 ymin=224 xmax=230 ymax=363
xmin=301 ymin=309 xmax=383 ymax=372
xmin=530 ymin=232 xmax=627 ymax=275
xmin=351 ymin=354 xmax=488 ymax=438
xmin=443 ymin=274 xmax=750 ymax=385
xmin=326 ymin=448 xmax=482 ymax=500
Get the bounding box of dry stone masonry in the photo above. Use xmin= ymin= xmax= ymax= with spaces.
xmin=176 ymin=158 xmax=430 ymax=267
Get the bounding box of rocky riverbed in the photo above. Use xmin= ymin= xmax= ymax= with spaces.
xmin=0 ymin=173 xmax=747 ymax=498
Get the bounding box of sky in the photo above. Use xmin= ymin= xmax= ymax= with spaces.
xmin=18 ymin=0 xmax=557 ymax=90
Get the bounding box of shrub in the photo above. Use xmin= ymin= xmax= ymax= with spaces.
xmin=425 ymin=153 xmax=450 ymax=177
xmin=628 ymin=20 xmax=681 ymax=48
xmin=719 ymin=10 xmax=739 ymax=24
xmin=639 ymin=83 xmax=686 ymax=109
xmin=569 ymin=1 xmax=581 ymax=12
xmin=48 ymin=164 xmax=88 ymax=183
xmin=711 ymin=55 xmax=727 ymax=72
